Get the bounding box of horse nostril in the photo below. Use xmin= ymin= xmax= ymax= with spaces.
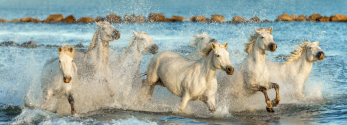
xmin=64 ymin=76 xmax=71 ymax=83
xmin=226 ymin=66 xmax=234 ymax=75
xmin=318 ymin=51 xmax=325 ymax=60
xmin=270 ymin=43 xmax=277 ymax=52
xmin=151 ymin=44 xmax=159 ymax=54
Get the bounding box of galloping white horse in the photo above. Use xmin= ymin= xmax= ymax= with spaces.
xmin=266 ymin=41 xmax=325 ymax=98
xmin=112 ymin=31 xmax=158 ymax=97
xmin=221 ymin=27 xmax=280 ymax=112
xmin=81 ymin=21 xmax=120 ymax=97
xmin=186 ymin=32 xmax=217 ymax=61
xmin=142 ymin=42 xmax=234 ymax=112
xmin=40 ymin=45 xmax=78 ymax=115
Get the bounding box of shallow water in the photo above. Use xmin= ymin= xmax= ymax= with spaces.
xmin=1 ymin=0 xmax=347 ymax=124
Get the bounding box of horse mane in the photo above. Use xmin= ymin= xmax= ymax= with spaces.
xmin=244 ymin=28 xmax=272 ymax=53
xmin=87 ymin=30 xmax=99 ymax=52
xmin=86 ymin=21 xmax=111 ymax=52
xmin=200 ymin=43 xmax=226 ymax=57
xmin=60 ymin=44 xmax=75 ymax=59
xmin=190 ymin=32 xmax=207 ymax=47
xmin=283 ymin=41 xmax=310 ymax=65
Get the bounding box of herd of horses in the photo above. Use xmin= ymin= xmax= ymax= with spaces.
xmin=24 ymin=21 xmax=325 ymax=116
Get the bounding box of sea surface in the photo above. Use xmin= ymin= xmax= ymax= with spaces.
xmin=1 ymin=0 xmax=347 ymax=124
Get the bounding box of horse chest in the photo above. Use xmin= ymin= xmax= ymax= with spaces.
xmin=246 ymin=64 xmax=270 ymax=87
xmin=62 ymin=83 xmax=72 ymax=93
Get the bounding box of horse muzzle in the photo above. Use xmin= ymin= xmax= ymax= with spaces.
xmin=112 ymin=30 xmax=121 ymax=40
xmin=64 ymin=76 xmax=72 ymax=83
xmin=317 ymin=51 xmax=325 ymax=60
xmin=225 ymin=66 xmax=234 ymax=75
xmin=269 ymin=43 xmax=277 ymax=52
xmin=210 ymin=39 xmax=217 ymax=43
xmin=150 ymin=44 xmax=159 ymax=54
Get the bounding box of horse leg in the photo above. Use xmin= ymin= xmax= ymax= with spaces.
xmin=68 ymin=95 xmax=76 ymax=115
xmin=147 ymin=79 xmax=164 ymax=99
xmin=104 ymin=79 xmax=115 ymax=97
xmin=258 ymin=86 xmax=274 ymax=112
xmin=141 ymin=79 xmax=149 ymax=96
xmin=271 ymin=82 xmax=280 ymax=107
xmin=295 ymin=84 xmax=305 ymax=98
xmin=180 ymin=93 xmax=191 ymax=111
xmin=203 ymin=96 xmax=216 ymax=112
xmin=45 ymin=89 xmax=53 ymax=101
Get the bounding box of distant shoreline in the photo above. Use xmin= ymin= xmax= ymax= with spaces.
xmin=1 ymin=13 xmax=347 ymax=24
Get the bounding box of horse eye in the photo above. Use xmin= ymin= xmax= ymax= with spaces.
xmin=309 ymin=47 xmax=312 ymax=49
xmin=261 ymin=37 xmax=264 ymax=39
xmin=59 ymin=60 xmax=61 ymax=63
xmin=216 ymin=55 xmax=220 ymax=57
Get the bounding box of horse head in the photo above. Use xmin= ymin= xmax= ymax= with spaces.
xmin=254 ymin=26 xmax=277 ymax=52
xmin=192 ymin=32 xmax=217 ymax=55
xmin=306 ymin=41 xmax=324 ymax=62
xmin=58 ymin=46 xmax=77 ymax=83
xmin=96 ymin=21 xmax=120 ymax=42
xmin=211 ymin=42 xmax=234 ymax=75
xmin=131 ymin=30 xmax=158 ymax=54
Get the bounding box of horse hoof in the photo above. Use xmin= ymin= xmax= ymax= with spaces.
xmin=71 ymin=110 xmax=76 ymax=115
xmin=210 ymin=108 xmax=216 ymax=112
xmin=266 ymin=108 xmax=274 ymax=113
xmin=271 ymin=100 xmax=279 ymax=107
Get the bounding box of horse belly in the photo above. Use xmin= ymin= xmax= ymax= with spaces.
xmin=157 ymin=65 xmax=185 ymax=96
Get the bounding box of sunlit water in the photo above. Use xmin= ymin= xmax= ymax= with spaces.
xmin=1 ymin=0 xmax=347 ymax=124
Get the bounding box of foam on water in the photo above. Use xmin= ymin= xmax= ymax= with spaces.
xmin=12 ymin=109 xmax=156 ymax=124
xmin=0 ymin=0 xmax=347 ymax=123
xmin=2 ymin=22 xmax=340 ymax=124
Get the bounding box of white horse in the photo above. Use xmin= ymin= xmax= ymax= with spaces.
xmin=142 ymin=42 xmax=234 ymax=112
xmin=186 ymin=32 xmax=217 ymax=61
xmin=112 ymin=31 xmax=158 ymax=97
xmin=221 ymin=27 xmax=280 ymax=112
xmin=266 ymin=41 xmax=324 ymax=98
xmin=40 ymin=45 xmax=78 ymax=115
xmin=81 ymin=21 xmax=120 ymax=97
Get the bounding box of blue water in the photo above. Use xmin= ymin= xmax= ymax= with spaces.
xmin=1 ymin=0 xmax=347 ymax=124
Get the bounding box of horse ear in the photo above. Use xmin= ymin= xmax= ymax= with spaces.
xmin=58 ymin=47 xmax=62 ymax=53
xmin=96 ymin=22 xmax=102 ymax=27
xmin=69 ymin=47 xmax=74 ymax=53
xmin=193 ymin=34 xmax=200 ymax=38
xmin=132 ymin=30 xmax=139 ymax=37
xmin=211 ymin=43 xmax=216 ymax=50
xmin=224 ymin=42 xmax=228 ymax=49
xmin=312 ymin=41 xmax=319 ymax=46
xmin=254 ymin=29 xmax=261 ymax=34
xmin=269 ymin=26 xmax=273 ymax=34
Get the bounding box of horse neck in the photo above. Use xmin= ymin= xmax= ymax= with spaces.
xmin=285 ymin=52 xmax=313 ymax=78
xmin=248 ymin=43 xmax=266 ymax=65
xmin=200 ymin=50 xmax=217 ymax=82
xmin=120 ymin=39 xmax=142 ymax=61
xmin=94 ymin=30 xmax=110 ymax=63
